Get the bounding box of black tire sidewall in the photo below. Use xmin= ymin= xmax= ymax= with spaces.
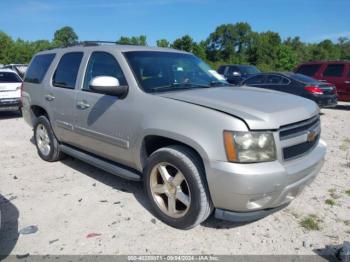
xmin=34 ymin=116 xmax=58 ymax=161
xmin=144 ymin=148 xmax=205 ymax=229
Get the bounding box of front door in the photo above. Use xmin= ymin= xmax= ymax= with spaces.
xmin=74 ymin=51 xmax=132 ymax=166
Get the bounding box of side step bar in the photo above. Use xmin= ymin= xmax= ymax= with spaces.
xmin=60 ymin=144 xmax=141 ymax=181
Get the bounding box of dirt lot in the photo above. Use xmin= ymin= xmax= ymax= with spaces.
xmin=0 ymin=103 xmax=349 ymax=257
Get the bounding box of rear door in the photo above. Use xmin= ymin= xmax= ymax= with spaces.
xmin=264 ymin=74 xmax=294 ymax=94
xmin=320 ymin=63 xmax=347 ymax=100
xmin=46 ymin=52 xmax=84 ymax=146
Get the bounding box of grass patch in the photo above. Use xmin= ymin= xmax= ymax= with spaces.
xmin=325 ymin=199 xmax=335 ymax=206
xmin=346 ymin=190 xmax=350 ymax=196
xmin=328 ymin=188 xmax=341 ymax=199
xmin=299 ymin=215 xmax=322 ymax=231
xmin=340 ymin=143 xmax=349 ymax=151
xmin=344 ymin=137 xmax=350 ymax=144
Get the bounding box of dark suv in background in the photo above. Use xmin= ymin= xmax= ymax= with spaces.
xmin=295 ymin=61 xmax=350 ymax=101
xmin=217 ymin=64 xmax=260 ymax=85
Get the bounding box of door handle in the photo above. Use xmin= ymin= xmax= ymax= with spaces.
xmin=45 ymin=94 xmax=55 ymax=101
xmin=77 ymin=100 xmax=90 ymax=109
xmin=344 ymin=80 xmax=350 ymax=84
xmin=319 ymin=80 xmax=327 ymax=82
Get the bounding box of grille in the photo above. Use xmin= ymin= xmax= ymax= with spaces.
xmin=279 ymin=115 xmax=320 ymax=160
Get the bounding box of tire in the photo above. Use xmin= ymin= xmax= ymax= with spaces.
xmin=34 ymin=115 xmax=64 ymax=162
xmin=144 ymin=145 xmax=212 ymax=229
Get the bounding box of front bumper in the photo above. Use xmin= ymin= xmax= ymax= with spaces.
xmin=206 ymin=139 xmax=326 ymax=221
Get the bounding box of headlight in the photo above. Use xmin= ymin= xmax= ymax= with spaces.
xmin=224 ymin=131 xmax=276 ymax=163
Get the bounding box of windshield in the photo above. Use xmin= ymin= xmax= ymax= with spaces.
xmin=0 ymin=72 xmax=22 ymax=83
xmin=292 ymin=73 xmax=321 ymax=85
xmin=124 ymin=51 xmax=227 ymax=93
xmin=239 ymin=65 xmax=260 ymax=75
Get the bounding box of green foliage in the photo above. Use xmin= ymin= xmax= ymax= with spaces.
xmin=299 ymin=214 xmax=322 ymax=231
xmin=53 ymin=26 xmax=78 ymax=47
xmin=116 ymin=35 xmax=147 ymax=46
xmin=156 ymin=39 xmax=170 ymax=48
xmin=325 ymin=199 xmax=335 ymax=206
xmin=1 ymin=22 xmax=350 ymax=69
xmin=171 ymin=35 xmax=194 ymax=52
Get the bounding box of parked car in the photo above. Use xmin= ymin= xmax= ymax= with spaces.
xmin=217 ymin=64 xmax=260 ymax=85
xmin=22 ymin=43 xmax=326 ymax=229
xmin=241 ymin=72 xmax=337 ymax=108
xmin=0 ymin=69 xmax=22 ymax=113
xmin=295 ymin=61 xmax=350 ymax=102
xmin=2 ymin=64 xmax=28 ymax=79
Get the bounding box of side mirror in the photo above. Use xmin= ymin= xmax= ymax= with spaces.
xmin=232 ymin=71 xmax=241 ymax=77
xmin=89 ymin=76 xmax=128 ymax=97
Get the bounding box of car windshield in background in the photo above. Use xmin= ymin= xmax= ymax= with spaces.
xmin=292 ymin=73 xmax=321 ymax=85
xmin=124 ymin=51 xmax=227 ymax=93
xmin=240 ymin=66 xmax=260 ymax=75
xmin=0 ymin=72 xmax=22 ymax=83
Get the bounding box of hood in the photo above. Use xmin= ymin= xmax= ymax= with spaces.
xmin=159 ymin=86 xmax=319 ymax=130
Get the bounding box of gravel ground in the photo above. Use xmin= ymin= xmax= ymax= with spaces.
xmin=0 ymin=103 xmax=349 ymax=257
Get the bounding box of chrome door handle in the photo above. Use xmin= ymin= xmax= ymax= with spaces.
xmin=319 ymin=80 xmax=327 ymax=82
xmin=344 ymin=80 xmax=350 ymax=84
xmin=45 ymin=94 xmax=55 ymax=101
xmin=77 ymin=101 xmax=90 ymax=109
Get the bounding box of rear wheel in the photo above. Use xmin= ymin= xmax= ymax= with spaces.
xmin=144 ymin=145 xmax=212 ymax=229
xmin=34 ymin=116 xmax=64 ymax=162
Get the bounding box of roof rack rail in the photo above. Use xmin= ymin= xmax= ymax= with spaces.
xmin=64 ymin=41 xmax=117 ymax=48
xmin=82 ymin=41 xmax=117 ymax=46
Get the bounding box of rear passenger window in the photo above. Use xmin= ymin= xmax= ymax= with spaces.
xmin=296 ymin=64 xmax=321 ymax=76
xmin=245 ymin=75 xmax=265 ymax=85
xmin=83 ymin=52 xmax=127 ymax=91
xmin=24 ymin=54 xmax=55 ymax=84
xmin=53 ymin=52 xmax=83 ymax=89
xmin=266 ymin=75 xmax=283 ymax=84
xmin=323 ymin=64 xmax=345 ymax=77
xmin=217 ymin=66 xmax=225 ymax=74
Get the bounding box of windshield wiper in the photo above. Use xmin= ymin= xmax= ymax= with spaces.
xmin=148 ymin=82 xmax=211 ymax=93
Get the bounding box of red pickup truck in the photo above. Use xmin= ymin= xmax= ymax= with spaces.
xmin=295 ymin=61 xmax=350 ymax=101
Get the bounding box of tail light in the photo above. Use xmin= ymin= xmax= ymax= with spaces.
xmin=20 ymin=82 xmax=23 ymax=107
xmin=304 ymin=86 xmax=323 ymax=95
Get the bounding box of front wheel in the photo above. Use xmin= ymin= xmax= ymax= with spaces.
xmin=144 ymin=145 xmax=212 ymax=229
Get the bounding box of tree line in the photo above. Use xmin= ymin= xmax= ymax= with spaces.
xmin=1 ymin=23 xmax=349 ymax=71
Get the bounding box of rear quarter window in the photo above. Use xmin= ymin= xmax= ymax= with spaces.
xmin=24 ymin=53 xmax=56 ymax=84
xmin=296 ymin=64 xmax=321 ymax=76
xmin=323 ymin=64 xmax=345 ymax=77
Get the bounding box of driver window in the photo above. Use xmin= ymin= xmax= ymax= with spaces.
xmin=83 ymin=52 xmax=127 ymax=91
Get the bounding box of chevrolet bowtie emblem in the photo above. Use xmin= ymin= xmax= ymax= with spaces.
xmin=307 ymin=131 xmax=317 ymax=142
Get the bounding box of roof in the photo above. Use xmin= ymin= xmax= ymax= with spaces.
xmin=36 ymin=43 xmax=189 ymax=56
xmin=0 ymin=68 xmax=19 ymax=73
xmin=298 ymin=60 xmax=350 ymax=64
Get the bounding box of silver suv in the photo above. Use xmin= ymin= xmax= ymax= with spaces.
xmin=22 ymin=42 xmax=326 ymax=229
